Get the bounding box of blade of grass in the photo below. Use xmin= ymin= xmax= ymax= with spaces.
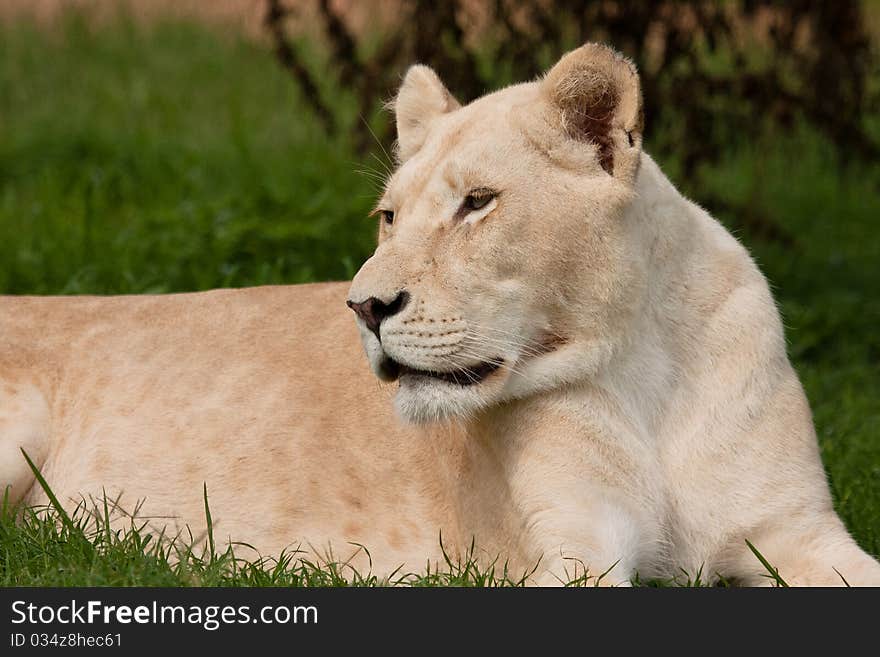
xmin=745 ymin=539 xmax=789 ymax=587
xmin=203 ymin=482 xmax=215 ymax=559
xmin=832 ymin=566 xmax=851 ymax=587
xmin=1 ymin=485 xmax=10 ymax=520
xmin=21 ymin=447 xmax=76 ymax=534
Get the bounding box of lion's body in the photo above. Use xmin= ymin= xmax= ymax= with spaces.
xmin=0 ymin=284 xmax=456 ymax=569
xmin=2 ymin=43 xmax=879 ymax=584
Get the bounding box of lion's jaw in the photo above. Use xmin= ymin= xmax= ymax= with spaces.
xmin=348 ymin=46 xmax=647 ymax=424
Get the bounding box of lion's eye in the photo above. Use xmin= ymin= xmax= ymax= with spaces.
xmin=464 ymin=191 xmax=495 ymax=212
xmin=380 ymin=210 xmax=395 ymax=226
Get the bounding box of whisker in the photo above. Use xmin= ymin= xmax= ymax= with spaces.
xmin=466 ymin=323 xmax=551 ymax=350
xmin=447 ymin=348 xmax=536 ymax=383
xmin=445 ymin=354 xmax=485 ymax=386
xmin=370 ymin=151 xmax=394 ymax=179
xmin=353 ymin=167 xmax=389 ymax=185
xmin=359 ymin=114 xmax=395 ymax=174
xmin=466 ymin=329 xmax=547 ymax=350
xmin=462 ymin=333 xmax=545 ymax=358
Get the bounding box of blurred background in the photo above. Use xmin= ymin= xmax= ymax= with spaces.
xmin=0 ymin=1 xmax=878 ymax=554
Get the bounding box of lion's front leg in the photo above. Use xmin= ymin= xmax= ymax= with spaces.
xmin=462 ymin=392 xmax=665 ymax=586
xmin=523 ymin=488 xmax=658 ymax=586
xmin=720 ymin=512 xmax=880 ymax=587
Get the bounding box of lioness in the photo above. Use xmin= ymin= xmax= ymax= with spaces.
xmin=2 ymin=44 xmax=878 ymax=585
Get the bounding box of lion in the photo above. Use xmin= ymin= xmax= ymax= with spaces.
xmin=2 ymin=43 xmax=878 ymax=585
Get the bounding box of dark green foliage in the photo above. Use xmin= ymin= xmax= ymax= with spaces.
xmin=268 ymin=0 xmax=878 ymax=175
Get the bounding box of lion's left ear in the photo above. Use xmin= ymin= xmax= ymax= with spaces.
xmin=393 ymin=65 xmax=460 ymax=162
xmin=542 ymin=43 xmax=644 ymax=182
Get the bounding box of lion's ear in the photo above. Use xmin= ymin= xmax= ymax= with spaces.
xmin=393 ymin=65 xmax=460 ymax=162
xmin=542 ymin=43 xmax=643 ymax=181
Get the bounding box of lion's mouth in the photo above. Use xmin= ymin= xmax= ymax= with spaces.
xmin=381 ymin=357 xmax=502 ymax=386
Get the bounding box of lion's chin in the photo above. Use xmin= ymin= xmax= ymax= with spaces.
xmin=392 ymin=372 xmax=499 ymax=424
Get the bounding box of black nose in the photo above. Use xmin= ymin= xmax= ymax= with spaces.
xmin=346 ymin=291 xmax=409 ymax=340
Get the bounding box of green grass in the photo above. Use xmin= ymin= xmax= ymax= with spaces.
xmin=0 ymin=14 xmax=378 ymax=294
xmin=0 ymin=451 xmax=770 ymax=587
xmin=0 ymin=14 xmax=878 ymax=585
xmin=0 ymin=457 xmax=631 ymax=587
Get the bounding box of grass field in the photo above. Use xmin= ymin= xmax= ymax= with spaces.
xmin=1 ymin=14 xmax=878 ymax=586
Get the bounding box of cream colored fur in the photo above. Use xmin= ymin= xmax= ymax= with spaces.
xmin=2 ymin=44 xmax=878 ymax=585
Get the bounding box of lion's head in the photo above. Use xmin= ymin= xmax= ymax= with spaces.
xmin=348 ymin=43 xmax=647 ymax=423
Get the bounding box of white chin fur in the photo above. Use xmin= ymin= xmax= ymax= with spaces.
xmin=381 ymin=345 xmax=603 ymax=424
xmin=393 ymin=375 xmax=493 ymax=424
xmin=362 ymin=326 xmax=602 ymax=424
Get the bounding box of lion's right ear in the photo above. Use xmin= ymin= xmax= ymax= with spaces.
xmin=393 ymin=65 xmax=460 ymax=162
xmin=542 ymin=43 xmax=644 ymax=183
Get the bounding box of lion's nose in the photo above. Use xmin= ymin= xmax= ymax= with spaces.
xmin=346 ymin=291 xmax=409 ymax=340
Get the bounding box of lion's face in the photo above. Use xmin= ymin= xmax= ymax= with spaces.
xmin=348 ymin=45 xmax=646 ymax=423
